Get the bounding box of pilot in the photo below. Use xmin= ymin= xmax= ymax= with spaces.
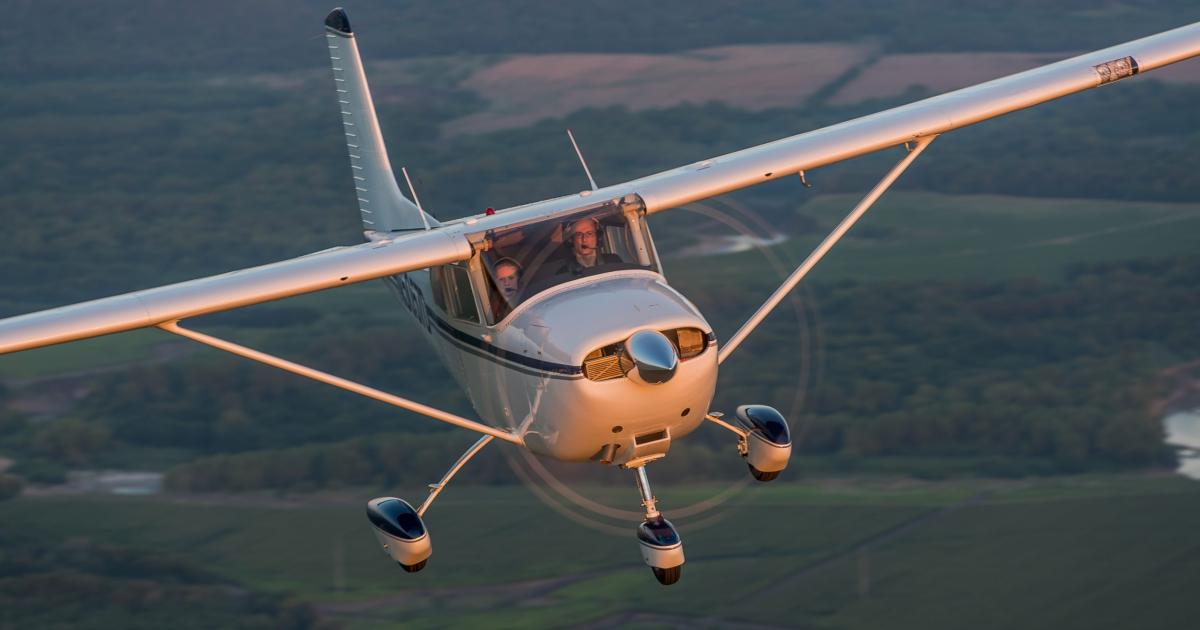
xmin=490 ymin=258 xmax=521 ymax=321
xmin=557 ymin=216 xmax=620 ymax=277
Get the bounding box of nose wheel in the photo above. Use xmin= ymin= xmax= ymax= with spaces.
xmin=631 ymin=465 xmax=684 ymax=585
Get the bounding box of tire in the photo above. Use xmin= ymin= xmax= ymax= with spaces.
xmin=400 ymin=559 xmax=428 ymax=573
xmin=749 ymin=464 xmax=780 ymax=482
xmin=652 ymin=565 xmax=682 ymax=585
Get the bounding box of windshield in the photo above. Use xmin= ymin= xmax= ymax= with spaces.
xmin=479 ymin=201 xmax=659 ymax=320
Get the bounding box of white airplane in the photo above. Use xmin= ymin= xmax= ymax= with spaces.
xmin=1 ymin=8 xmax=1198 ymax=585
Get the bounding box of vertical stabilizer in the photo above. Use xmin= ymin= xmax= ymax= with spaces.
xmin=324 ymin=8 xmax=437 ymax=232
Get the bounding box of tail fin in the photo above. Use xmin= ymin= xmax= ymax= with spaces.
xmin=324 ymin=8 xmax=437 ymax=233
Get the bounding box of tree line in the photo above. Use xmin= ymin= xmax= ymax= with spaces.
xmin=5 ymin=1 xmax=1196 ymax=81
xmin=0 ymin=529 xmax=335 ymax=629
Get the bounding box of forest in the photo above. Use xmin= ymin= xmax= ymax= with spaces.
xmin=0 ymin=528 xmax=333 ymax=629
xmin=1 ymin=4 xmax=1199 ymax=628
xmin=3 ymin=1 xmax=1199 ymax=81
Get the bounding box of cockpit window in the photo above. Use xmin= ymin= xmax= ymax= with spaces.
xmin=479 ymin=199 xmax=658 ymax=320
xmin=430 ymin=263 xmax=480 ymax=324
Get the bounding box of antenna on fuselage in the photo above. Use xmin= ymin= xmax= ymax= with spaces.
xmin=566 ymin=129 xmax=599 ymax=192
xmin=400 ymin=166 xmax=433 ymax=231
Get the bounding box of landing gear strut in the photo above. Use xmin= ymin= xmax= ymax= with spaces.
xmin=631 ymin=465 xmax=684 ymax=585
xmin=706 ymin=405 xmax=792 ymax=482
xmin=365 ymin=435 xmax=495 ymax=573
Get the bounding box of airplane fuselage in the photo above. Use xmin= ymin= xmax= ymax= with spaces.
xmin=383 ymin=209 xmax=718 ymax=466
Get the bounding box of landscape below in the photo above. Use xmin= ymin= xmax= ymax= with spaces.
xmin=2 ymin=2 xmax=1199 ymax=627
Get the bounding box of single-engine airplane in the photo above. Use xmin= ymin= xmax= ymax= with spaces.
xmin=2 ymin=8 xmax=1199 ymax=585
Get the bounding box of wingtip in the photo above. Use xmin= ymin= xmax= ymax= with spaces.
xmin=324 ymin=7 xmax=353 ymax=36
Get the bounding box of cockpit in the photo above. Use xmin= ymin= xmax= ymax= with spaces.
xmin=428 ymin=195 xmax=661 ymax=327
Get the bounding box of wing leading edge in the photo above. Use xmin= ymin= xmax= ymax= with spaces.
xmin=0 ymin=229 xmax=470 ymax=355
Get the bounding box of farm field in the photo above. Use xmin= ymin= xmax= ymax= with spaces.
xmin=661 ymin=192 xmax=1200 ymax=290
xmin=0 ymin=278 xmax=407 ymax=382
xmin=445 ymin=46 xmax=1200 ymax=133
xmin=3 ymin=5 xmax=1200 ymax=628
xmin=828 ymin=50 xmax=1200 ymax=105
xmin=0 ymin=329 xmax=181 ymax=382
xmin=443 ymin=43 xmax=872 ymax=134
xmin=222 ymin=43 xmax=1200 ymax=135
xmin=2 ymin=474 xmax=1198 ymax=628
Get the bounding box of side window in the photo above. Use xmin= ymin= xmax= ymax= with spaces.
xmin=443 ymin=264 xmax=480 ymax=324
xmin=428 ymin=267 xmax=448 ymax=311
xmin=604 ymin=225 xmax=631 ymax=261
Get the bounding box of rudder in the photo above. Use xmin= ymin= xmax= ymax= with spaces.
xmin=325 ymin=8 xmax=436 ymax=233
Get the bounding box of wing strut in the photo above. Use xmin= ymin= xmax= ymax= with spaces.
xmin=157 ymin=321 xmax=523 ymax=445
xmin=417 ymin=434 xmax=493 ymax=517
xmin=718 ymin=135 xmax=938 ymax=364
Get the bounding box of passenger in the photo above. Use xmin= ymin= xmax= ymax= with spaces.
xmin=557 ymin=216 xmax=621 ymax=277
xmin=490 ymin=258 xmax=521 ymax=321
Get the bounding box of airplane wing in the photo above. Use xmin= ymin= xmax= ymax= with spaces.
xmin=2 ymin=19 xmax=1198 ymax=360
xmin=0 ymin=229 xmax=469 ymax=355
xmin=620 ymin=21 xmax=1200 ymax=214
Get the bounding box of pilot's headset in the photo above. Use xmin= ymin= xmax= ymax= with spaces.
xmin=565 ymin=216 xmax=605 ymax=250
xmin=492 ymin=256 xmax=523 ymax=281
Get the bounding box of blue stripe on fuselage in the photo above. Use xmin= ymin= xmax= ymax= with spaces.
xmin=385 ymin=273 xmax=717 ymax=380
xmin=386 ymin=273 xmax=583 ymax=378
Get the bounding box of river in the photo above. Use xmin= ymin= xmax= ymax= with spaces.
xmin=1164 ymin=409 xmax=1200 ymax=480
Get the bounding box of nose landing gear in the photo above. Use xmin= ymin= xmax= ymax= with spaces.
xmin=631 ymin=465 xmax=684 ymax=585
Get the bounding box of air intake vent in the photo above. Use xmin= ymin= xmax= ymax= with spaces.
xmin=584 ymin=354 xmax=624 ymax=381
xmin=663 ymin=327 xmax=709 ymax=359
xmin=634 ymin=429 xmax=669 ymax=445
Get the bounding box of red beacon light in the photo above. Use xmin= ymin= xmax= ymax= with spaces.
xmin=484 ymin=207 xmax=495 ymax=216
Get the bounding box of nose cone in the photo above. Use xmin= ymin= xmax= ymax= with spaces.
xmin=625 ymin=330 xmax=678 ymax=384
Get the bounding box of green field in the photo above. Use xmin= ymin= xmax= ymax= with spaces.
xmin=662 ymin=192 xmax=1200 ymax=288
xmin=0 ymin=329 xmax=181 ymax=381
xmin=3 ymin=474 xmax=1198 ymax=628
xmin=2 ymin=4 xmax=1199 ymax=629
xmin=0 ymin=282 xmax=399 ymax=381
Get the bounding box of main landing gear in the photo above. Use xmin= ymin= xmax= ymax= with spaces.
xmin=365 ymin=407 xmax=786 ymax=584
xmin=365 ymin=435 xmax=494 ymax=573
xmin=630 ymin=464 xmax=685 ymax=585
xmin=707 ymin=405 xmax=793 ymax=482
xmin=366 ymin=496 xmax=431 ymax=572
